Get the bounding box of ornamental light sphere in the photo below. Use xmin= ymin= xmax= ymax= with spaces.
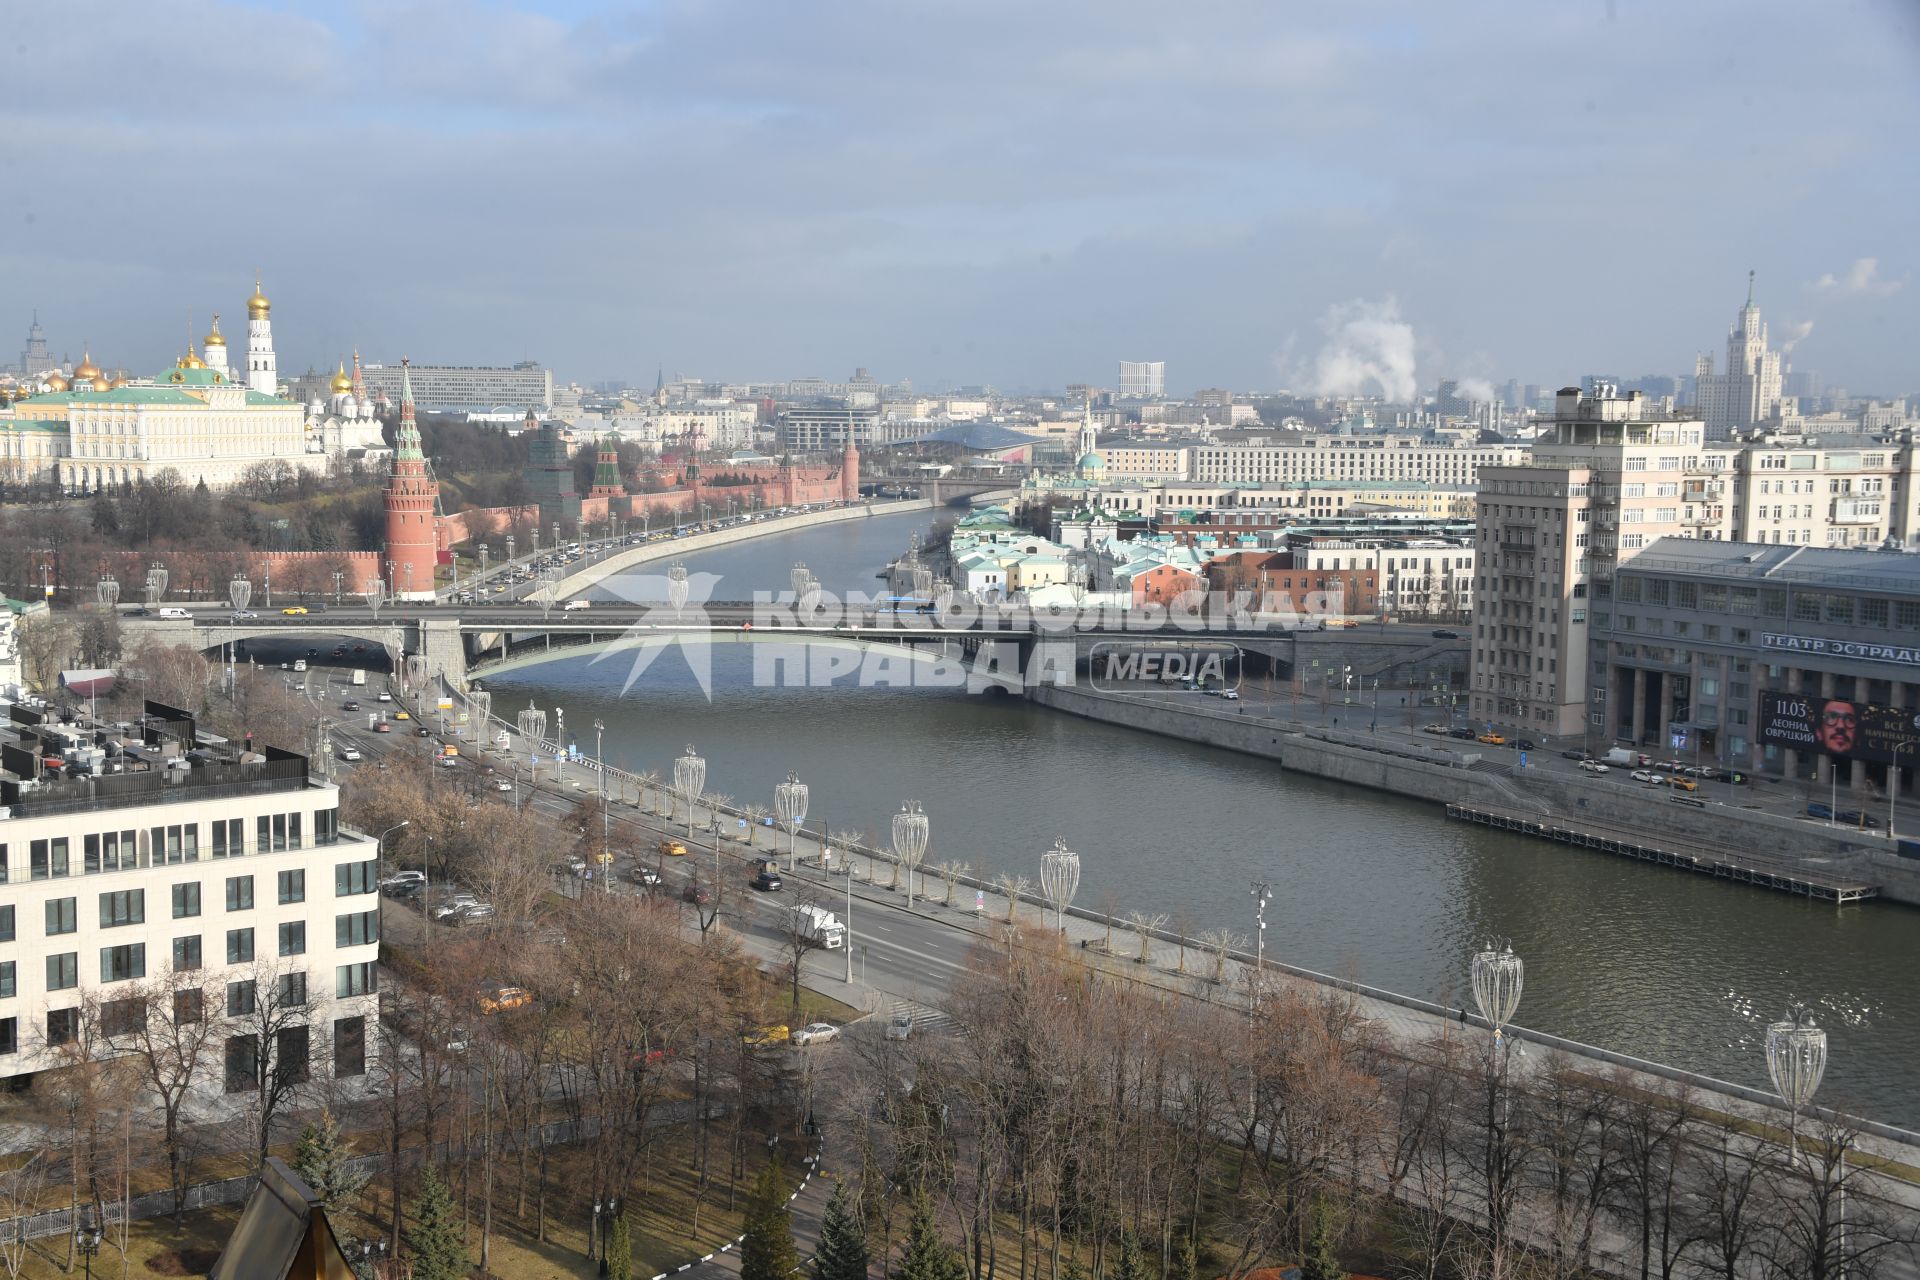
xmin=775 ymin=773 xmax=809 ymax=861
xmin=228 ymin=575 xmax=251 ymax=611
xmin=1040 ymin=838 xmax=1081 ymax=930
xmin=674 ymin=744 xmax=707 ymax=828
xmin=892 ymin=801 xmax=930 ymax=901
xmin=1470 ymin=941 xmax=1524 ymax=1034
xmin=1765 ymin=1003 xmax=1828 ymax=1110
xmin=668 ymin=561 xmax=690 ymax=614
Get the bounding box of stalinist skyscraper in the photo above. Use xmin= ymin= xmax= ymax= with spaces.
xmin=1694 ymin=272 xmax=1784 ymax=440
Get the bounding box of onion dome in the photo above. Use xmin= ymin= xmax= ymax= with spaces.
xmin=248 ymin=277 xmax=271 ymax=318
xmin=73 ymin=349 xmax=101 ymax=381
xmin=45 ymin=372 xmax=70 ymax=391
xmin=330 ymin=362 xmax=353 ymax=394
xmin=204 ymin=314 xmax=226 ymax=347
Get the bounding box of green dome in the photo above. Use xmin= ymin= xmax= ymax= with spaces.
xmin=1077 ymin=451 xmax=1105 ymax=469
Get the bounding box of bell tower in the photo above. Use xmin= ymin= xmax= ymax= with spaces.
xmin=382 ymin=359 xmax=441 ymax=600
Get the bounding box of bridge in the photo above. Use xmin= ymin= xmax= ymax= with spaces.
xmin=129 ymin=601 xmax=1467 ymax=696
xmin=862 ymin=474 xmax=1018 ymax=505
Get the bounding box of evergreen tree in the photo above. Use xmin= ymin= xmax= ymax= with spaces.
xmin=1109 ymin=1228 xmax=1145 ymax=1280
xmin=1299 ymin=1202 xmax=1344 ymax=1280
xmin=291 ymin=1110 xmax=369 ymax=1217
xmin=741 ymin=1161 xmax=802 ymax=1280
xmin=1175 ymin=1233 xmax=1198 ymax=1280
xmin=896 ymin=1192 xmax=963 ymax=1280
xmin=607 ymin=1210 xmax=634 ymax=1280
xmin=1062 ymin=1256 xmax=1090 ymax=1280
xmin=407 ymin=1164 xmax=467 ymax=1280
xmin=814 ymin=1180 xmax=870 ymax=1280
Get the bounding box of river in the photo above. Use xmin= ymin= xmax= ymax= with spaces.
xmin=487 ymin=508 xmax=1920 ymax=1127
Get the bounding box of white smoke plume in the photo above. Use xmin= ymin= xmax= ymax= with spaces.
xmin=1304 ymin=296 xmax=1418 ymax=402
xmin=1455 ymin=376 xmax=1499 ymax=403
xmin=1780 ymin=320 xmax=1814 ymax=354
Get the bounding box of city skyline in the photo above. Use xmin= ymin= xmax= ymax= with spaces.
xmin=5 ymin=1 xmax=1916 ymax=394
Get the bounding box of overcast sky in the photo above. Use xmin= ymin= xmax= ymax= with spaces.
xmin=8 ymin=0 xmax=1917 ymax=397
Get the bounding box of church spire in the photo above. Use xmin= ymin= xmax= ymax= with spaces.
xmin=1746 ymin=269 xmax=1756 ymax=309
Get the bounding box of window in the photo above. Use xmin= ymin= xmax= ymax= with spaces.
xmin=45 ymin=898 xmax=77 ymax=936
xmin=316 ymin=808 xmax=339 ymax=846
xmin=227 ymin=980 xmax=256 ymax=1017
xmin=211 ymin=818 xmax=244 ymax=859
xmin=0 ymin=962 xmax=12 ymax=999
xmin=334 ymin=1016 xmax=366 ymax=1077
xmin=30 ymin=838 xmax=70 ymax=880
xmin=226 ymin=928 xmax=255 ymax=965
xmin=173 ymin=935 xmax=203 ymax=971
xmin=0 ymin=1018 xmax=14 ymax=1056
xmin=225 ymin=876 xmax=254 ymax=912
xmin=46 ymin=953 xmax=78 ymax=992
xmin=86 ymin=829 xmax=139 ymax=875
xmin=276 ymin=971 xmax=307 ymax=1008
xmin=224 ymin=1035 xmax=257 ymax=1093
xmin=99 ymin=889 xmax=145 ymax=928
xmin=277 ymin=870 xmax=305 ymax=905
xmin=48 ymin=1009 xmax=78 ymax=1047
xmin=172 ymin=883 xmax=201 ymax=919
xmin=275 ymin=1025 xmax=310 ymax=1085
xmin=335 ymin=859 xmax=378 ymax=897
xmin=336 ymin=911 xmax=379 ymax=948
xmin=278 ymin=921 xmax=306 ymax=957
xmin=101 ymin=997 xmax=143 ymax=1038
xmin=0 ymin=906 xmax=11 ymax=943
xmin=173 ymin=989 xmax=203 ymax=1025
xmin=100 ymin=943 xmax=146 ymax=983
xmin=336 ymin=963 xmax=377 ymax=998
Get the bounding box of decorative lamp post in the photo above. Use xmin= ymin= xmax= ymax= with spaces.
xmin=667 ymin=561 xmax=690 ymax=616
xmin=506 ymin=534 xmax=517 ymax=564
xmin=1039 ymin=839 xmax=1080 ymax=932
xmin=775 ymin=773 xmax=809 ymax=871
xmin=791 ymin=563 xmax=811 ymax=603
xmin=96 ymin=577 xmax=119 ymax=610
xmin=478 ymin=544 xmax=491 ymax=577
xmin=517 ymin=702 xmax=548 ymax=778
xmin=891 ymin=802 xmax=930 ymax=903
xmin=1251 ymin=881 xmax=1272 ymax=995
xmin=74 ymin=1210 xmax=102 ymax=1280
xmin=1765 ymin=1003 xmax=1828 ymax=1161
xmin=1470 ymin=940 xmax=1525 ymax=1258
xmin=229 ymin=574 xmax=252 ymax=612
xmin=555 ymin=707 xmax=567 ymax=784
xmin=674 ymin=744 xmax=706 ymax=839
xmin=363 ymin=580 xmax=385 ymax=622
xmin=594 ymin=718 xmax=610 ymax=893
xmin=552 ymin=520 xmax=561 ymax=551
xmin=145 ymin=562 xmax=169 ymax=607
xmin=1471 ymin=940 xmax=1525 ymax=1046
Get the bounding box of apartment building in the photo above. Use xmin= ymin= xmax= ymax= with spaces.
xmin=360 ymin=362 xmax=553 ymax=413
xmin=1192 ymin=436 xmax=1523 ymax=487
xmin=1722 ymin=438 xmax=1920 ymax=549
xmin=0 ymin=702 xmax=381 ymax=1086
xmin=1470 ymin=387 xmax=1711 ymax=738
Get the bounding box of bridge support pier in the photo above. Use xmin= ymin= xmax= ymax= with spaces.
xmin=414 ymin=618 xmax=471 ymax=693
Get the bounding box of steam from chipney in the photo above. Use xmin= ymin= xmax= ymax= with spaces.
xmin=1305 ymin=297 xmax=1418 ymax=402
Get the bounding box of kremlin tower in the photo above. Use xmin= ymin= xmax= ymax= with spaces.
xmin=589 ymin=431 xmax=624 ymax=498
xmin=383 ymin=359 xmax=441 ymax=600
xmin=841 ymin=435 xmax=860 ymax=503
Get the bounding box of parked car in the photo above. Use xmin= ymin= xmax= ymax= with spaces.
xmin=1578 ymin=759 xmax=1609 ymax=774
xmin=456 ymin=902 xmax=495 ymax=924
xmin=790 ymin=1022 xmax=841 ymax=1046
xmin=886 ymin=1013 xmax=915 ymax=1042
xmin=343 ymin=700 xmax=361 ymax=711
xmin=1430 ymin=629 xmax=1460 ymax=639
xmin=1448 ymin=728 xmax=1476 ymax=740
xmin=478 ymin=985 xmax=531 ymax=1015
xmin=682 ymin=882 xmax=712 ymax=905
xmin=1514 ymin=738 xmax=1537 ymax=751
xmin=1561 ymin=749 xmax=1586 ymax=760
xmin=432 ymin=894 xmax=480 ymax=921
xmin=381 ymin=870 xmax=426 ymax=892
xmin=1422 ymin=724 xmax=1449 ymax=736
xmin=1477 ymin=732 xmax=1506 ymax=746
xmin=1631 ymin=770 xmax=1660 ymax=783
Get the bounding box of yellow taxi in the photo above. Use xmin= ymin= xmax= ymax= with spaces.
xmin=657 ymin=839 xmax=688 ymax=857
xmin=394 ymin=710 xmax=410 ymax=721
xmin=743 ymin=1025 xmax=790 ymax=1048
xmin=1477 ymin=732 xmax=1506 ymax=746
xmin=281 ymin=606 xmax=308 ymax=616
xmin=479 ymin=986 xmax=532 ymax=1015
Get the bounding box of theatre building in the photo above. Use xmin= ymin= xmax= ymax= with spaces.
xmin=1590 ymin=538 xmax=1920 ymax=799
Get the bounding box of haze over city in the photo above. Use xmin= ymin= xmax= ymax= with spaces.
xmin=8 ymin=0 xmax=1918 ymax=394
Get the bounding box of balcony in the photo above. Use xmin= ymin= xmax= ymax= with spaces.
xmin=1682 ymin=480 xmax=1724 ymax=502
xmin=1681 ymin=507 xmax=1723 ymax=527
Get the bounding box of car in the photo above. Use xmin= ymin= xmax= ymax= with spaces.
xmin=1578 ymin=759 xmax=1609 ymax=774
xmin=886 ymin=1013 xmax=915 ymax=1042
xmin=437 ymin=755 xmax=460 ymax=768
xmin=1714 ymin=769 xmax=1749 ymax=785
xmin=338 ymin=747 xmax=363 ymax=762
xmin=1561 ymin=749 xmax=1586 ymax=760
xmin=1422 ymin=724 xmax=1449 ymax=735
xmin=1220 ymin=689 xmax=1241 ymax=701
xmin=681 ymin=882 xmax=712 ymax=905
xmin=394 ymin=710 xmax=411 ymax=721
xmin=377 ymin=692 xmax=393 ymax=702
xmin=457 ymin=902 xmax=495 ymax=924
xmin=281 ymin=606 xmax=308 ymax=616
xmin=1448 ymin=728 xmax=1476 ymax=740
xmin=790 ymin=1022 xmax=841 ymax=1046
xmin=374 ymin=722 xmax=393 ymax=734
xmin=494 ymin=779 xmax=513 ymax=793
xmin=381 ymin=870 xmax=426 ymax=891
xmin=657 ymin=839 xmax=688 ymax=858
xmin=1430 ymin=629 xmax=1460 ymax=639
xmin=126 ymin=607 xmax=152 ymax=617
xmin=1476 ymin=733 xmax=1506 ymax=746
xmin=1514 ymin=739 xmax=1537 ymax=751
xmin=232 ymin=610 xmax=259 ymax=620
xmin=432 ymin=894 xmax=480 ymax=921
xmin=417 ymin=726 xmax=432 ymax=737
xmin=743 ymin=1025 xmax=790 ymax=1048
xmin=343 ymin=700 xmax=361 ymax=711
xmin=1631 ymin=770 xmax=1659 ymax=783
xmin=628 ymin=865 xmax=662 ymax=887
xmin=1668 ymin=777 xmax=1699 ymax=792
xmin=478 ymin=985 xmax=531 ymax=1015
xmin=753 ymin=868 xmax=783 ymax=892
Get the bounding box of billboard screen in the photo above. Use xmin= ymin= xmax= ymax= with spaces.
xmin=1758 ymin=691 xmax=1920 ymax=766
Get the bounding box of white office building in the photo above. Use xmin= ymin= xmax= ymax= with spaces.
xmin=1118 ymin=360 xmax=1166 ymax=400
xmin=360 ymin=362 xmax=554 ymax=414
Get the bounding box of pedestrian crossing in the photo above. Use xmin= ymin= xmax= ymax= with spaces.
xmin=887 ymin=998 xmax=968 ymax=1038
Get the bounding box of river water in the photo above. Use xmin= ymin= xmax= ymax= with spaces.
xmin=491 ymin=509 xmax=1920 ymax=1127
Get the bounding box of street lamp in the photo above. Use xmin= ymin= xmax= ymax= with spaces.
xmin=517 ymin=702 xmax=548 ymax=779
xmin=555 ymin=707 xmax=567 ymax=784
xmin=674 ymin=744 xmax=706 ymax=840
xmin=74 ymin=1210 xmax=101 ymax=1280
xmin=1251 ymin=881 xmax=1272 ymax=996
xmin=1470 ymin=940 xmax=1525 ymax=1046
xmin=891 ymin=802 xmax=929 ymax=903
xmin=594 ymin=718 xmax=609 ymax=894
xmin=667 ymin=561 xmax=689 ymax=616
xmin=376 ymin=821 xmax=410 ymax=881
xmin=1889 ymin=738 xmax=1919 ymax=841
xmin=1765 ymin=1003 xmax=1828 ymax=1161
xmin=1039 ymin=839 xmax=1080 ymax=932
xmin=96 ymin=576 xmax=119 ymax=610
xmin=775 ymin=774 xmax=808 ymax=871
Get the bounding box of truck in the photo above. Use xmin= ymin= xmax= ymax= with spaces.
xmin=352 ymin=668 xmax=367 ymax=687
xmin=1604 ymin=748 xmax=1637 ymax=767
xmin=790 ymin=904 xmax=845 ymax=950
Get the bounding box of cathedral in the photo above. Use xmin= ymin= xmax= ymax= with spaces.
xmin=0 ymin=279 xmax=381 ymax=489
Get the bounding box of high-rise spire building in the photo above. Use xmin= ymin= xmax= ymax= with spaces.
xmin=1694 ymin=272 xmax=1784 ymax=440
xmin=382 ymin=359 xmax=440 ymax=600
xmin=245 ymin=277 xmax=278 ymax=396
xmin=18 ymin=312 xmax=52 ymax=377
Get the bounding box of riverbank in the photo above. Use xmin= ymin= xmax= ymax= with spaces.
xmin=1027 ymin=681 xmax=1920 ymax=906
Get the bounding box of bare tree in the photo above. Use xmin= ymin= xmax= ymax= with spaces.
xmin=224 ymin=960 xmax=323 ymax=1160
xmin=1606 ymin=1070 xmax=1703 ymax=1280
xmin=777 ymin=891 xmax=823 ymax=1017
xmin=0 ymin=1153 xmax=48 ymax=1280
xmin=993 ymin=874 xmax=1031 ymax=924
xmin=1198 ymin=929 xmax=1241 ymax=984
xmin=15 ymin=612 xmax=74 ymax=690
xmin=109 ymin=969 xmax=220 ymax=1218
xmin=1687 ymin=1105 xmax=1771 ymax=1280
xmin=1125 ymin=910 xmax=1168 ymax=964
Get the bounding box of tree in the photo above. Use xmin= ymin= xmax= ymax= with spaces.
xmin=896 ymin=1191 xmax=963 ymax=1280
xmin=292 ymin=1110 xmax=370 ymax=1218
xmin=606 ymin=1210 xmax=635 ymax=1280
xmin=740 ymin=1160 xmax=801 ymax=1280
xmin=1299 ymin=1201 xmax=1344 ymax=1280
xmin=407 ymin=1163 xmax=467 ymax=1280
xmin=112 ymin=970 xmax=219 ymax=1218
xmin=76 ymin=611 xmax=122 ymax=668
xmin=815 ymin=1180 xmax=870 ymax=1280
xmin=16 ymin=612 xmax=73 ymax=690
xmin=1110 ymin=1227 xmax=1147 ymax=1280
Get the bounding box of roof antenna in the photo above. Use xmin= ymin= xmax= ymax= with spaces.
xmin=1747 ymin=269 xmax=1756 ymax=307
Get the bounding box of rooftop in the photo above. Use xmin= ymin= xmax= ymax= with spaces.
xmin=1623 ymin=538 xmax=1920 ymax=595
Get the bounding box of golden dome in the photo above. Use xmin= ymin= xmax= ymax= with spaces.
xmin=329 ymin=362 xmax=353 ymax=394
xmin=204 ymin=314 xmax=226 ymax=347
xmin=110 ymin=375 xmax=128 ymax=389
xmin=90 ymin=375 xmax=111 ymax=392
xmin=248 ymin=278 xmax=270 ymax=318
xmin=45 ymin=373 xmax=69 ymax=392
xmin=73 ymin=349 xmax=101 ymax=381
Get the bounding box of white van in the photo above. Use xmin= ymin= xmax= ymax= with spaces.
xmin=157 ymin=607 xmax=191 ymax=619
xmin=563 ymin=599 xmax=592 ymax=612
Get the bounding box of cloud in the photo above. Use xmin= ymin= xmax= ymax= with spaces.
xmin=1810 ymin=258 xmax=1905 ymax=298
xmin=1303 ymin=298 xmax=1418 ymax=402
xmin=1779 ymin=321 xmax=1814 ymax=354
xmin=1454 ymin=377 xmax=1499 ymax=403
